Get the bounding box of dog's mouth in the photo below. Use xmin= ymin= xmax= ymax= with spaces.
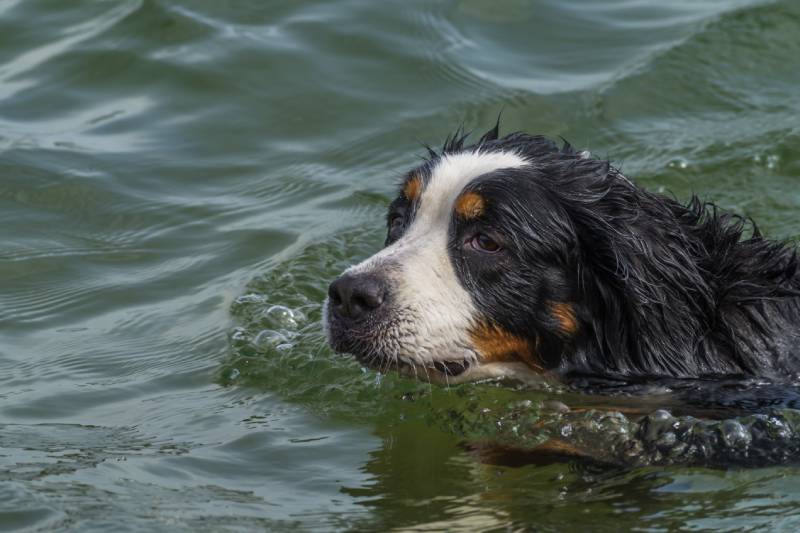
xmin=353 ymin=352 xmax=472 ymax=379
xmin=347 ymin=347 xmax=546 ymax=386
xmin=431 ymin=359 xmax=470 ymax=377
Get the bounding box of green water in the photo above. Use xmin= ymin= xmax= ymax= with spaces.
xmin=3 ymin=0 xmax=800 ymax=530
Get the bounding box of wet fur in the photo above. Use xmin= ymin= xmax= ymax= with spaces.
xmin=440 ymin=127 xmax=800 ymax=381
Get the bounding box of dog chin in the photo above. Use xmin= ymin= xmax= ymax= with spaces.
xmin=347 ymin=345 xmax=544 ymax=387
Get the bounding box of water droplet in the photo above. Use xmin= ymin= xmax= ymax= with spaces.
xmin=668 ymin=158 xmax=689 ymax=169
xmin=766 ymin=154 xmax=779 ymax=169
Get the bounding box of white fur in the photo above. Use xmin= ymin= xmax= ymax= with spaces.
xmin=344 ymin=150 xmax=528 ymax=373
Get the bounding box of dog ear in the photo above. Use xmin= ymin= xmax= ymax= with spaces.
xmin=554 ymin=169 xmax=715 ymax=377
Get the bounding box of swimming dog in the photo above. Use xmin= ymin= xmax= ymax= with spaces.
xmin=325 ymin=125 xmax=800 ymax=387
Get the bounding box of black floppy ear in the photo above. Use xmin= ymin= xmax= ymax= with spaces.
xmin=553 ymin=169 xmax=714 ymax=377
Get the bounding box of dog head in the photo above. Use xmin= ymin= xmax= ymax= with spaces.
xmin=324 ymin=126 xmax=607 ymax=384
xmin=324 ymin=125 xmax=750 ymax=384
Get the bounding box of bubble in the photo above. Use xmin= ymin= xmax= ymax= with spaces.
xmin=752 ymin=153 xmax=780 ymax=169
xmin=642 ymin=409 xmax=675 ymax=442
xmin=262 ymin=305 xmax=299 ymax=330
xmin=229 ymin=327 xmax=250 ymax=343
xmin=655 ymin=431 xmax=677 ymax=450
xmin=234 ymin=293 xmax=267 ymax=305
xmin=764 ymin=416 xmax=792 ymax=440
xmin=668 ymin=158 xmax=689 ymax=169
xmin=228 ymin=368 xmax=240 ymax=380
xmin=766 ymin=154 xmax=780 ymax=169
xmin=596 ymin=411 xmax=630 ymax=436
xmin=720 ymin=420 xmax=752 ymax=450
xmin=253 ymin=329 xmax=289 ymax=349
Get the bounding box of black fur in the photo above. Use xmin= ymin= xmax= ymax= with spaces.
xmin=439 ymin=128 xmax=800 ymax=382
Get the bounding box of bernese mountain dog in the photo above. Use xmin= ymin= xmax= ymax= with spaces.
xmin=325 ymin=124 xmax=800 ymax=388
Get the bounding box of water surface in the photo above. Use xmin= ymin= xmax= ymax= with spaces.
xmin=2 ymin=0 xmax=800 ymax=530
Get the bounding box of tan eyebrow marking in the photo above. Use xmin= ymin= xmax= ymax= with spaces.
xmin=455 ymin=191 xmax=485 ymax=219
xmin=403 ymin=175 xmax=422 ymax=201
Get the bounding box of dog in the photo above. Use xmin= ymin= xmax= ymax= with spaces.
xmin=324 ymin=124 xmax=800 ymax=388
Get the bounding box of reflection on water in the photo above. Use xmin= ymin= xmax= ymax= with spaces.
xmin=2 ymin=0 xmax=800 ymax=530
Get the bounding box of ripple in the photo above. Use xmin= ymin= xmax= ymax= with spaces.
xmin=2 ymin=0 xmax=800 ymax=529
xmin=439 ymin=0 xmax=765 ymax=95
xmin=0 ymin=1 xmax=142 ymax=101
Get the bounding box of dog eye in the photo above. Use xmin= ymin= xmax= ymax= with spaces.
xmin=387 ymin=214 xmax=405 ymax=241
xmin=389 ymin=214 xmax=404 ymax=231
xmin=467 ymin=233 xmax=501 ymax=253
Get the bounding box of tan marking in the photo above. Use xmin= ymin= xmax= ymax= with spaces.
xmin=551 ymin=302 xmax=578 ymax=335
xmin=469 ymin=322 xmax=543 ymax=371
xmin=403 ymin=175 xmax=422 ymax=201
xmin=455 ymin=191 xmax=485 ymax=219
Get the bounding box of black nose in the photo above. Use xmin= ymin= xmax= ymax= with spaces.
xmin=328 ymin=274 xmax=386 ymax=320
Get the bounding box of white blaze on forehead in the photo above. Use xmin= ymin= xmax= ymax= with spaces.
xmin=347 ymin=150 xmax=528 ymax=365
xmin=413 ymin=150 xmax=528 ymax=227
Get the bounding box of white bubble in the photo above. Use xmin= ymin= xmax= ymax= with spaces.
xmin=668 ymin=157 xmax=689 ymax=169
xmin=229 ymin=327 xmax=249 ymax=342
xmin=766 ymin=154 xmax=780 ymax=169
xmin=263 ymin=305 xmax=299 ymax=330
xmin=254 ymin=329 xmax=289 ymax=348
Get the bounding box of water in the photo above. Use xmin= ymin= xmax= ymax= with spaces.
xmin=2 ymin=0 xmax=800 ymax=530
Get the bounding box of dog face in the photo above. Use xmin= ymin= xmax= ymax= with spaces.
xmin=325 ymin=130 xmax=587 ymax=384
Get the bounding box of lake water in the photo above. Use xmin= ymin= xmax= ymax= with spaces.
xmin=2 ymin=0 xmax=800 ymax=530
